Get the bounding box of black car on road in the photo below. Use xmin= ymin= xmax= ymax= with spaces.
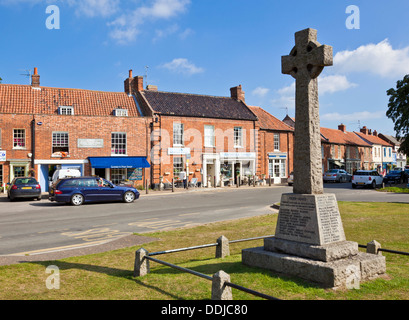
xmin=7 ymin=177 xmax=42 ymax=201
xmin=383 ymin=170 xmax=408 ymax=185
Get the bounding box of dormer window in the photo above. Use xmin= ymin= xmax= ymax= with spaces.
xmin=58 ymin=106 xmax=74 ymax=115
xmin=114 ymin=108 xmax=128 ymax=117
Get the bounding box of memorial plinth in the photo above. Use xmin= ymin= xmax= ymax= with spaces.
xmin=242 ymin=193 xmax=386 ymax=288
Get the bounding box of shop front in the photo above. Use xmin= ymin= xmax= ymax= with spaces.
xmin=88 ymin=156 xmax=150 ymax=186
xmin=35 ymin=159 xmax=87 ymax=192
xmin=268 ymin=153 xmax=287 ymax=184
xmin=220 ymin=152 xmax=256 ymax=186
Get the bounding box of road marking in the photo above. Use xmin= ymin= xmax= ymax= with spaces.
xmin=61 ymin=227 xmax=131 ymax=242
xmin=178 ymin=212 xmax=200 ymax=217
xmin=7 ymin=240 xmax=109 ymax=256
xmin=128 ymin=218 xmax=197 ymax=230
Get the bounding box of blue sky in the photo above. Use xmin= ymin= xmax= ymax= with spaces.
xmin=1 ymin=0 xmax=409 ymax=136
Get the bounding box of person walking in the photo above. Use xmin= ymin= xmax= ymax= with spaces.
xmin=179 ymin=170 xmax=187 ymax=189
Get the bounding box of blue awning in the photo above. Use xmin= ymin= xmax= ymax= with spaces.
xmin=88 ymin=157 xmax=150 ymax=169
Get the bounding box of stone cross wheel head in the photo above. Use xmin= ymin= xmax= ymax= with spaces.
xmin=282 ymin=28 xmax=333 ymax=80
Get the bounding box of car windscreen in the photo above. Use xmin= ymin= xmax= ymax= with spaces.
xmin=354 ymin=172 xmax=370 ymax=176
xmin=328 ymin=170 xmax=338 ymax=173
xmin=15 ymin=178 xmax=37 ymax=185
xmin=389 ymin=171 xmax=401 ymax=175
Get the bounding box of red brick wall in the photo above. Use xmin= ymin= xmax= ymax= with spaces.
xmin=0 ymin=113 xmax=149 ymax=184
xmin=151 ymin=115 xmax=257 ymax=184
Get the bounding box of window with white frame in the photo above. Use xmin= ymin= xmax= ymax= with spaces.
xmin=274 ymin=133 xmax=280 ymax=151
xmin=52 ymin=132 xmax=69 ymax=154
xmin=111 ymin=133 xmax=127 ymax=155
xmin=58 ymin=106 xmax=74 ymax=115
xmin=204 ymin=125 xmax=215 ymax=147
xmin=234 ymin=127 xmax=243 ymax=148
xmin=173 ymin=157 xmax=184 ymax=177
xmin=173 ymin=123 xmax=184 ymax=146
xmin=114 ymin=108 xmax=128 ymax=117
xmin=13 ymin=129 xmax=26 ymax=149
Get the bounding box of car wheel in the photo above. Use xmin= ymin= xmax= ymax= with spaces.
xmin=36 ymin=196 xmax=41 ymax=201
xmin=71 ymin=194 xmax=84 ymax=206
xmin=372 ymin=181 xmax=376 ymax=189
xmin=123 ymin=191 xmax=135 ymax=203
xmin=352 ymin=184 xmax=357 ymax=189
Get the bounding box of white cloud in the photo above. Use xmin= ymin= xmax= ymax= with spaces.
xmin=252 ymin=87 xmax=270 ymax=98
xmin=108 ymin=0 xmax=190 ymax=43
xmin=334 ymin=39 xmax=409 ymax=78
xmin=273 ymin=74 xmax=356 ymax=108
xmin=160 ymin=58 xmax=204 ymax=75
xmin=67 ymin=0 xmax=120 ymax=18
xmin=321 ymin=110 xmax=385 ymax=122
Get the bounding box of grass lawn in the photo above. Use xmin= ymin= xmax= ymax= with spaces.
xmin=0 ymin=201 xmax=408 ymax=300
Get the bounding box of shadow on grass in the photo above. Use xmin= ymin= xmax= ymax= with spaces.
xmin=27 ymin=256 xmax=321 ymax=300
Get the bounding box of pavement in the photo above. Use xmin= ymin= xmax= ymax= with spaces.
xmin=0 ymin=183 xmax=280 ymax=266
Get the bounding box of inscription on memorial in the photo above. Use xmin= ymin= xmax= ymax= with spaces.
xmin=275 ymin=194 xmax=345 ymax=245
xmin=316 ymin=195 xmax=345 ymax=244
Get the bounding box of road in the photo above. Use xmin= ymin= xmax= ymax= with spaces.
xmin=0 ymin=183 xmax=407 ymax=257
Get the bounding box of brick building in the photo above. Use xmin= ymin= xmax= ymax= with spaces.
xmin=0 ymin=68 xmax=150 ymax=191
xmin=320 ymin=124 xmax=372 ymax=173
xmin=133 ymin=80 xmax=259 ymax=187
xmin=249 ymin=106 xmax=294 ymax=184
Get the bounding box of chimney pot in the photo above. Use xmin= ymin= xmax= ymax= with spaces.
xmin=129 ymin=69 xmax=133 ymax=78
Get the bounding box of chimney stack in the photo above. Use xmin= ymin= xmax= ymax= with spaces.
xmin=124 ymin=71 xmax=144 ymax=95
xmin=31 ymin=67 xmax=40 ymax=87
xmin=124 ymin=69 xmax=133 ymax=95
xmin=230 ymin=85 xmax=245 ymax=102
xmin=338 ymin=123 xmax=346 ymax=132
xmin=373 ymin=130 xmax=378 ymax=137
xmin=360 ymin=126 xmax=369 ymax=135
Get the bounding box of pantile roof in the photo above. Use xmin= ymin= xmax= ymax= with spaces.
xmin=0 ymin=84 xmax=139 ymax=116
xmin=320 ymin=127 xmax=372 ymax=146
xmin=354 ymin=131 xmax=393 ymax=147
xmin=249 ymin=106 xmax=293 ymax=131
xmin=140 ymin=90 xmax=258 ymax=121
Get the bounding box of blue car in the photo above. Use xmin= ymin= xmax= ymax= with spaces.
xmin=49 ymin=176 xmax=140 ymax=206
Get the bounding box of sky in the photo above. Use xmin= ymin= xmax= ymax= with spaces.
xmin=1 ymin=0 xmax=409 ymax=136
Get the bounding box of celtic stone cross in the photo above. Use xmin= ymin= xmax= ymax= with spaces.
xmin=281 ymin=28 xmax=333 ymax=195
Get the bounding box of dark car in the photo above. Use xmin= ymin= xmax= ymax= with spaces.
xmin=7 ymin=177 xmax=42 ymax=201
xmin=383 ymin=170 xmax=408 ymax=185
xmin=48 ymin=176 xmax=140 ymax=206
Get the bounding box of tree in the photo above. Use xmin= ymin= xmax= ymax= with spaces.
xmin=386 ymin=74 xmax=409 ymax=154
xmin=0 ymin=77 xmax=2 ymax=83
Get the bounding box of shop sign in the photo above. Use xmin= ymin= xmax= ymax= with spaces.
xmin=268 ymin=153 xmax=287 ymax=159
xmin=78 ymin=139 xmax=104 ymax=148
xmin=168 ymin=147 xmax=191 ymax=155
xmin=0 ymin=150 xmax=6 ymax=162
xmin=220 ymin=152 xmax=256 ymax=159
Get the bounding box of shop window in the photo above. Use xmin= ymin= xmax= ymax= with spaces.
xmin=14 ymin=166 xmax=26 ymax=178
xmin=204 ymin=125 xmax=215 ymax=147
xmin=173 ymin=157 xmax=184 ymax=177
xmin=110 ymin=169 xmax=127 ymax=185
xmin=274 ymin=134 xmax=280 ymax=151
xmin=234 ymin=127 xmax=243 ymax=148
xmin=111 ymin=132 xmax=127 ymax=155
xmin=13 ymin=129 xmax=25 ymax=149
xmin=173 ymin=123 xmax=184 ymax=146
xmin=52 ymin=132 xmax=69 ymax=156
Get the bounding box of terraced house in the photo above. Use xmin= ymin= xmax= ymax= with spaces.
xmin=0 ymin=68 xmax=150 ymax=192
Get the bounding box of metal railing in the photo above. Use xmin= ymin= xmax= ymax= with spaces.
xmin=135 ymin=235 xmax=408 ymax=300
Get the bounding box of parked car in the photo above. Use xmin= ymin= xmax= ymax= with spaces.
xmin=288 ymin=172 xmax=294 ymax=186
xmin=323 ymin=169 xmax=352 ymax=183
xmin=49 ymin=176 xmax=140 ymax=206
xmin=7 ymin=177 xmax=42 ymax=201
xmin=383 ymin=170 xmax=408 ymax=185
xmin=351 ymin=170 xmax=384 ymax=189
